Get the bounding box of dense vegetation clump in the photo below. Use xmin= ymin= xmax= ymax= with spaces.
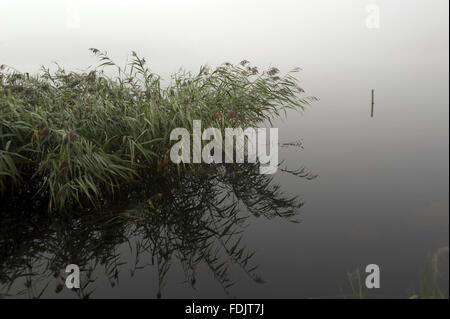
xmin=0 ymin=49 xmax=316 ymax=211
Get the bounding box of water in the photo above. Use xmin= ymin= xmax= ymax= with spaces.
xmin=0 ymin=0 xmax=448 ymax=298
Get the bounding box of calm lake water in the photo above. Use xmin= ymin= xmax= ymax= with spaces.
xmin=0 ymin=0 xmax=448 ymax=298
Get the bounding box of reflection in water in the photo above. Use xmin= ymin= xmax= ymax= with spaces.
xmin=0 ymin=162 xmax=316 ymax=298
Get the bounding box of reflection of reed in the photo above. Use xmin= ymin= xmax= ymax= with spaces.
xmin=0 ymin=162 xmax=316 ymax=298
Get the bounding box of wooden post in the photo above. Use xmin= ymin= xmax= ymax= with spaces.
xmin=371 ymin=89 xmax=374 ymax=117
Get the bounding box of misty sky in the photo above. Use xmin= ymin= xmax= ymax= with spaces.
xmin=0 ymin=0 xmax=448 ymax=76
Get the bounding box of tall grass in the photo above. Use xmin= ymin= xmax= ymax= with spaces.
xmin=412 ymin=247 xmax=449 ymax=299
xmin=340 ymin=248 xmax=449 ymax=299
xmin=0 ymin=49 xmax=316 ymax=212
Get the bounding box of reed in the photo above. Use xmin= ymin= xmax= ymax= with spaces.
xmin=0 ymin=49 xmax=316 ymax=212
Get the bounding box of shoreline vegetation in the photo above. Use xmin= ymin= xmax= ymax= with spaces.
xmin=340 ymin=247 xmax=449 ymax=299
xmin=0 ymin=49 xmax=317 ymax=212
